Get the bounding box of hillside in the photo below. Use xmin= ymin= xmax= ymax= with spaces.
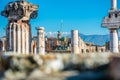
xmin=79 ymin=33 xmax=109 ymax=46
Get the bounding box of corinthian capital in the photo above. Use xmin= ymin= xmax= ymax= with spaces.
xmin=1 ymin=0 xmax=38 ymax=21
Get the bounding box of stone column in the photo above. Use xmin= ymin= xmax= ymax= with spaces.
xmin=13 ymin=23 xmax=16 ymax=52
xmin=110 ymin=29 xmax=119 ymax=53
xmin=71 ymin=30 xmax=79 ymax=54
xmin=111 ymin=0 xmax=117 ymax=10
xmin=26 ymin=24 xmax=30 ymax=54
xmin=36 ymin=27 xmax=45 ymax=55
xmin=17 ymin=24 xmax=21 ymax=53
xmin=34 ymin=46 xmax=37 ymax=54
xmin=11 ymin=23 xmax=14 ymax=51
xmin=1 ymin=0 xmax=38 ymax=54
xmin=21 ymin=24 xmax=25 ymax=54
xmin=2 ymin=39 xmax=5 ymax=51
xmin=9 ymin=23 xmax=12 ymax=51
xmin=25 ymin=30 xmax=29 ymax=54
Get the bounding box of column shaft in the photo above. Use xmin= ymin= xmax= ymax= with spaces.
xmin=36 ymin=27 xmax=45 ymax=55
xmin=110 ymin=29 xmax=119 ymax=53
xmin=26 ymin=31 xmax=29 ymax=54
xmin=71 ymin=30 xmax=79 ymax=54
xmin=11 ymin=23 xmax=14 ymax=51
xmin=13 ymin=23 xmax=16 ymax=52
xmin=17 ymin=24 xmax=21 ymax=53
xmin=9 ymin=23 xmax=12 ymax=51
xmin=111 ymin=0 xmax=117 ymax=10
xmin=2 ymin=40 xmax=5 ymax=51
xmin=21 ymin=24 xmax=25 ymax=54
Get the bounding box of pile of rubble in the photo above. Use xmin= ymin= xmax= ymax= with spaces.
xmin=0 ymin=53 xmax=117 ymax=80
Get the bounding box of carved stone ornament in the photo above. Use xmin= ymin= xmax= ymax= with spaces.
xmin=1 ymin=0 xmax=38 ymax=20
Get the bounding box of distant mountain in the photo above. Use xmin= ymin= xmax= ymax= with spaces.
xmin=79 ymin=33 xmax=109 ymax=46
xmin=65 ymin=33 xmax=110 ymax=46
xmin=45 ymin=32 xmax=110 ymax=46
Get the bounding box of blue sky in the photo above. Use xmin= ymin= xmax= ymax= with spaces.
xmin=0 ymin=0 xmax=120 ymax=37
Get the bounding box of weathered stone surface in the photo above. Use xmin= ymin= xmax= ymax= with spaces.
xmin=36 ymin=27 xmax=45 ymax=55
xmin=109 ymin=56 xmax=120 ymax=80
xmin=71 ymin=30 xmax=79 ymax=54
xmin=1 ymin=0 xmax=38 ymax=54
xmin=102 ymin=0 xmax=120 ymax=53
xmin=1 ymin=0 xmax=38 ymax=20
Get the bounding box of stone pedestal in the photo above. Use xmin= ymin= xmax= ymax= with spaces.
xmin=71 ymin=30 xmax=79 ymax=54
xmin=36 ymin=27 xmax=45 ymax=55
xmin=110 ymin=29 xmax=119 ymax=53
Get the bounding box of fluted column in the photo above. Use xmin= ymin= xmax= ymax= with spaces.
xmin=6 ymin=26 xmax=8 ymax=51
xmin=25 ymin=24 xmax=29 ymax=54
xmin=9 ymin=23 xmax=12 ymax=51
xmin=17 ymin=24 xmax=21 ymax=53
xmin=21 ymin=23 xmax=25 ymax=54
xmin=11 ymin=23 xmax=14 ymax=51
xmin=13 ymin=23 xmax=16 ymax=52
xmin=110 ymin=29 xmax=119 ymax=53
xmin=26 ymin=31 xmax=29 ymax=54
xmin=71 ymin=30 xmax=79 ymax=54
xmin=1 ymin=0 xmax=38 ymax=54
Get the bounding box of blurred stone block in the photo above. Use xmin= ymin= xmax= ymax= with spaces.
xmin=110 ymin=56 xmax=120 ymax=80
